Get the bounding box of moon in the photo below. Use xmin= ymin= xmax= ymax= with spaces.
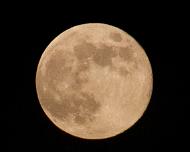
xmin=36 ymin=23 xmax=153 ymax=139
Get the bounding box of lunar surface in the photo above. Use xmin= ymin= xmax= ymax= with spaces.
xmin=36 ymin=23 xmax=153 ymax=139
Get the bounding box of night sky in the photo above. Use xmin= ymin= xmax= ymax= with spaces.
xmin=2 ymin=1 xmax=187 ymax=151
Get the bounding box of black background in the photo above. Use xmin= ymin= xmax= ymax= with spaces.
xmin=2 ymin=1 xmax=188 ymax=151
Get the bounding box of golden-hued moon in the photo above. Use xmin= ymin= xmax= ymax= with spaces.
xmin=36 ymin=23 xmax=153 ymax=139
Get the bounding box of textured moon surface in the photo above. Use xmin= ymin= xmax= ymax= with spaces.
xmin=36 ymin=23 xmax=153 ymax=139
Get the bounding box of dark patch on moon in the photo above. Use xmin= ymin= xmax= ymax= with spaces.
xmin=74 ymin=41 xmax=117 ymax=68
xmin=109 ymin=32 xmax=122 ymax=42
xmin=73 ymin=92 xmax=101 ymax=124
xmin=93 ymin=44 xmax=117 ymax=67
xmin=42 ymin=90 xmax=101 ymax=125
xmin=74 ymin=115 xmax=86 ymax=124
xmin=118 ymin=67 xmax=129 ymax=76
xmin=118 ymin=47 xmax=134 ymax=61
xmin=74 ymin=41 xmax=96 ymax=61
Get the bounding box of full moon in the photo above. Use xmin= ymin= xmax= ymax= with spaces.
xmin=36 ymin=23 xmax=153 ymax=139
